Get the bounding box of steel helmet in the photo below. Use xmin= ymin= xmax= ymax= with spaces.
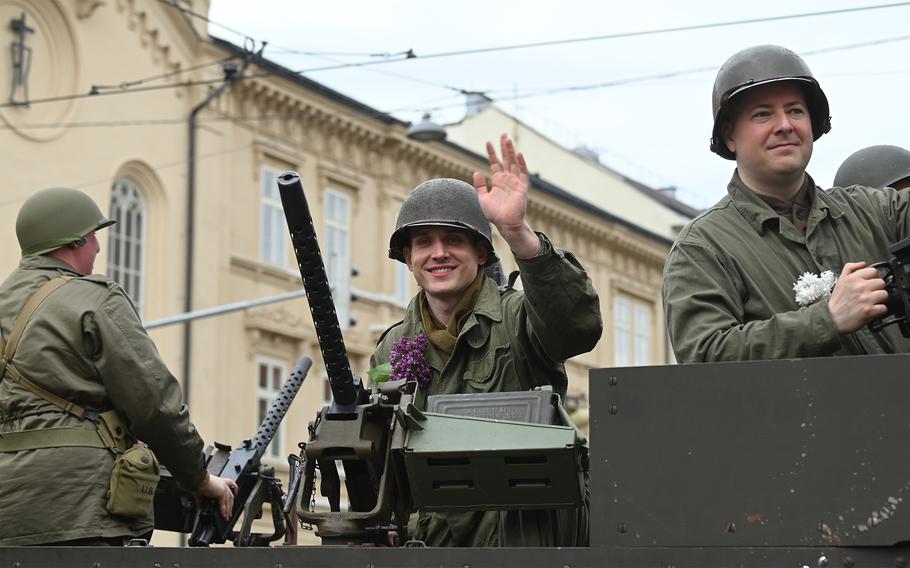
xmin=833 ymin=145 xmax=910 ymax=189
xmin=388 ymin=178 xmax=497 ymax=266
xmin=710 ymin=45 xmax=831 ymax=160
xmin=16 ymin=187 xmax=115 ymax=256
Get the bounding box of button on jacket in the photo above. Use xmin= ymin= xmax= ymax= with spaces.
xmin=663 ymin=171 xmax=910 ymax=363
xmin=0 ymin=255 xmax=207 ymax=545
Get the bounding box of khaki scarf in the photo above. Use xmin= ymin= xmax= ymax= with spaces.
xmin=419 ymin=271 xmax=485 ymax=365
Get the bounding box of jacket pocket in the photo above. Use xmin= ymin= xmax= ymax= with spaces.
xmin=463 ymin=344 xmax=515 ymax=392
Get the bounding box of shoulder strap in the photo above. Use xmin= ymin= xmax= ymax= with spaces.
xmin=0 ymin=276 xmax=74 ymax=362
xmin=376 ymin=319 xmax=405 ymax=346
xmin=0 ymin=276 xmax=94 ymax=420
xmin=506 ymin=270 xmax=521 ymax=291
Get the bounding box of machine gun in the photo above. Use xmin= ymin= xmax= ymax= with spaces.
xmin=869 ymin=237 xmax=910 ymax=337
xmin=277 ymin=171 xmax=401 ymax=544
xmin=154 ymin=355 xmax=311 ymax=546
xmin=277 ymin=171 xmax=589 ymax=546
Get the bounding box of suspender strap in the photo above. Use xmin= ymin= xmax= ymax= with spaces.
xmin=0 ymin=277 xmax=130 ymax=454
xmin=1 ymin=276 xmax=74 ymax=363
xmin=3 ymin=365 xmax=93 ymax=420
xmin=0 ymin=426 xmax=106 ymax=452
xmin=0 ymin=276 xmax=92 ymax=419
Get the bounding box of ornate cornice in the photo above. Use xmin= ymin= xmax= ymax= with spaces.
xmin=75 ymin=0 xmax=105 ymax=19
xmin=114 ymin=0 xmax=188 ymax=96
xmin=245 ymin=305 xmax=308 ymax=343
xmin=225 ymin=68 xmax=669 ymax=274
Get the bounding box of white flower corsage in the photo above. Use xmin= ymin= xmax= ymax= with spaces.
xmin=793 ymin=270 xmax=837 ymax=307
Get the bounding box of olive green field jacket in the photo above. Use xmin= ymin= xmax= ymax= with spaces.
xmin=371 ymin=233 xmax=602 ymax=547
xmin=0 ymin=255 xmax=207 ymax=545
xmin=663 ymin=171 xmax=910 ymax=363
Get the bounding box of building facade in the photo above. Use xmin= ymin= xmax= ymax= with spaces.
xmin=0 ymin=0 xmax=681 ymax=544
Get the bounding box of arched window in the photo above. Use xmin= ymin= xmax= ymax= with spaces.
xmin=108 ymin=178 xmax=146 ymax=314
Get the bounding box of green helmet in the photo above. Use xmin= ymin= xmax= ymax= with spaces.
xmin=710 ymin=45 xmax=831 ymax=160
xmin=388 ymin=178 xmax=497 ymax=266
xmin=833 ymin=145 xmax=910 ymax=189
xmin=16 ymin=187 xmax=116 ymax=256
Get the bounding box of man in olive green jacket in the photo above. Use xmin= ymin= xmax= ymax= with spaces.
xmin=0 ymin=188 xmax=235 ymax=545
xmin=371 ymin=134 xmax=602 ymax=546
xmin=663 ymin=45 xmax=910 ymax=363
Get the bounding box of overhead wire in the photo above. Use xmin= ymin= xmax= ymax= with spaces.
xmin=90 ymin=55 xmax=237 ymax=93
xmin=382 ymin=2 xmax=910 ymax=62
xmin=156 ymin=0 xmax=254 ymax=44
xmin=2 ymin=31 xmax=909 ymax=131
xmin=449 ymin=33 xmax=910 ymax=104
xmin=4 ymin=2 xmax=909 ymax=110
xmin=157 ymin=0 xmax=410 ymax=60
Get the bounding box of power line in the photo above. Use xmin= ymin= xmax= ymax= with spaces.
xmin=3 ymin=32 xmax=909 ymax=132
xmin=3 ymin=3 xmax=909 ymax=111
xmin=90 ymin=55 xmax=236 ymax=93
xmin=454 ymin=34 xmax=910 ymax=105
xmin=158 ymin=0 xmax=407 ymax=61
xmin=390 ymin=2 xmax=910 ymax=62
xmin=269 ymin=47 xmax=415 ymax=58
xmin=157 ymin=0 xmax=253 ymax=44
xmin=293 ymin=51 xmax=466 ymax=94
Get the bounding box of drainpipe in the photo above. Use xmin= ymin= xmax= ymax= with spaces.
xmin=182 ymin=53 xmax=252 ymax=406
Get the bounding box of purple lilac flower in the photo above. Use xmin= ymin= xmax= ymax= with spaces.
xmin=389 ymin=333 xmax=432 ymax=388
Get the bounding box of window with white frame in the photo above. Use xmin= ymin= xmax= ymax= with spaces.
xmin=108 ymin=178 xmax=146 ymax=314
xmin=324 ymin=189 xmax=351 ymax=329
xmin=260 ymin=166 xmax=287 ymax=266
xmin=255 ymin=357 xmax=286 ymax=460
xmin=633 ymin=303 xmax=652 ymax=366
xmin=613 ymin=295 xmax=653 ymax=367
xmin=394 ymin=262 xmax=410 ymax=305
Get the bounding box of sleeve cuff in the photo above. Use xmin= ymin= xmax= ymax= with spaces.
xmin=808 ymin=300 xmax=843 ymax=353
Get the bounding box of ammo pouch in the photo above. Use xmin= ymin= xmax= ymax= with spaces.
xmin=107 ymin=443 xmax=160 ymax=519
xmin=97 ymin=409 xmax=160 ymax=519
xmin=0 ymin=277 xmax=160 ymax=519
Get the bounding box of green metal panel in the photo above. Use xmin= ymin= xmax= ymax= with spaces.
xmin=403 ymin=412 xmax=583 ymax=511
xmin=13 ymin=356 xmax=910 ymax=565
xmin=590 ymin=354 xmax=910 ymax=550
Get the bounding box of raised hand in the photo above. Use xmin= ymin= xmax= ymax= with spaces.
xmin=472 ymin=133 xmax=541 ymax=258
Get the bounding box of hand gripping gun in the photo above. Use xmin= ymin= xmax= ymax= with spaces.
xmin=153 ymin=356 xmax=311 ymax=546
xmin=869 ymin=238 xmax=910 ymax=337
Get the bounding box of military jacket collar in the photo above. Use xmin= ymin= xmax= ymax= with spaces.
xmin=727 ymin=170 xmax=845 ymax=238
xmin=17 ymin=254 xmax=84 ymax=276
xmin=402 ymin=276 xmax=504 ymax=373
